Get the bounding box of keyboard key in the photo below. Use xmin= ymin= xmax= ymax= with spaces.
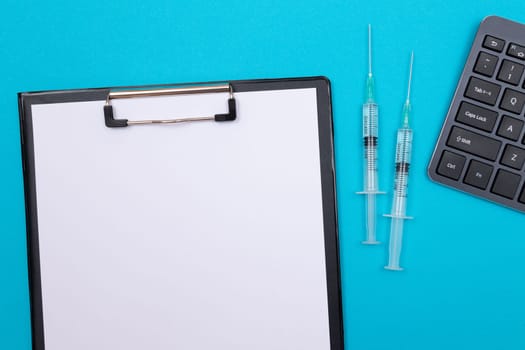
xmin=500 ymin=88 xmax=525 ymax=114
xmin=491 ymin=169 xmax=521 ymax=199
xmin=463 ymin=160 xmax=493 ymax=189
xmin=497 ymin=59 xmax=524 ymax=85
xmin=464 ymin=77 xmax=501 ymax=105
xmin=497 ymin=115 xmax=524 ymax=141
xmin=474 ymin=52 xmax=499 ymax=77
xmin=500 ymin=144 xmax=525 ymax=170
xmin=519 ymin=186 xmax=525 ymax=204
xmin=483 ymin=35 xmax=505 ymax=52
xmin=507 ymin=43 xmax=525 ymax=60
xmin=437 ymin=151 xmax=466 ymax=180
xmin=447 ymin=126 xmax=502 ymax=160
xmin=456 ymin=101 xmax=498 ymax=132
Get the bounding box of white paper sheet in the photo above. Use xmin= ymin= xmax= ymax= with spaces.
xmin=31 ymin=88 xmax=330 ymax=350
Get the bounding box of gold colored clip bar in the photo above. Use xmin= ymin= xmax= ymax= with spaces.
xmin=103 ymin=84 xmax=236 ymax=128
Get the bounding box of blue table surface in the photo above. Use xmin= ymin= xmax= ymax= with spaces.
xmin=2 ymin=1 xmax=525 ymax=349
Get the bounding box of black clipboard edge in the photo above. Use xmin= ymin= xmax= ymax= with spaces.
xmin=19 ymin=88 xmax=111 ymax=349
xmin=19 ymin=76 xmax=344 ymax=350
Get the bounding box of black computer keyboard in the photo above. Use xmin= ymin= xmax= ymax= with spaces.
xmin=428 ymin=16 xmax=525 ymax=213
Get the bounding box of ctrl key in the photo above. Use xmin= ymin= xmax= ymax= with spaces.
xmin=437 ymin=151 xmax=466 ymax=180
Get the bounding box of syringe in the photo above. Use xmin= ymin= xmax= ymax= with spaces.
xmin=358 ymin=24 xmax=385 ymax=245
xmin=384 ymin=52 xmax=414 ymax=271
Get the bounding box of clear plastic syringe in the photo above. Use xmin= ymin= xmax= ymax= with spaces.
xmin=358 ymin=24 xmax=385 ymax=245
xmin=384 ymin=52 xmax=414 ymax=271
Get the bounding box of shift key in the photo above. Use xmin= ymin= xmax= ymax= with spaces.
xmin=447 ymin=126 xmax=501 ymax=160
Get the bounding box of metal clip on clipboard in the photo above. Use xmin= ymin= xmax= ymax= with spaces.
xmin=103 ymin=83 xmax=237 ymax=127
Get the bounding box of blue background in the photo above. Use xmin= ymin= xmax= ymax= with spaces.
xmin=1 ymin=1 xmax=525 ymax=349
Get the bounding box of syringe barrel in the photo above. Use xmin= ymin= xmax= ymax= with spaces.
xmin=363 ymin=102 xmax=379 ymax=192
xmin=391 ymin=128 xmax=412 ymax=217
xmin=363 ymin=102 xmax=378 ymax=138
xmin=394 ymin=127 xmax=412 ymax=164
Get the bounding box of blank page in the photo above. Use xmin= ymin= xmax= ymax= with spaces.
xmin=31 ymin=88 xmax=330 ymax=350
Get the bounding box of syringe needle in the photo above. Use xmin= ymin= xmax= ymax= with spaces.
xmin=368 ymin=24 xmax=372 ymax=77
xmin=403 ymin=52 xmax=414 ymax=127
xmin=406 ymin=51 xmax=414 ymax=103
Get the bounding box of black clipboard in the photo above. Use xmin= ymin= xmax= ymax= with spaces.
xmin=19 ymin=77 xmax=343 ymax=350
